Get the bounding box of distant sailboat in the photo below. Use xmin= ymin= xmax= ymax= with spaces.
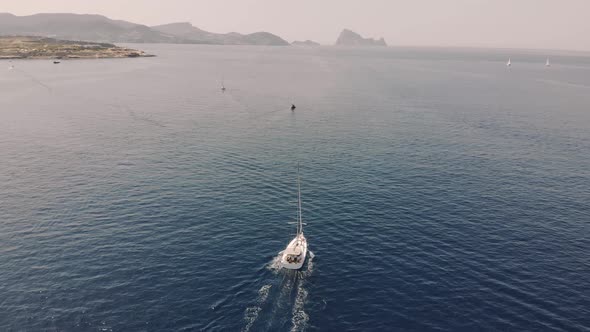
xmin=506 ymin=58 xmax=511 ymax=67
xmin=545 ymin=58 xmax=551 ymax=67
xmin=280 ymin=165 xmax=308 ymax=270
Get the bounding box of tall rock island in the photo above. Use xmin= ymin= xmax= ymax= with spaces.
xmin=335 ymin=29 xmax=386 ymax=46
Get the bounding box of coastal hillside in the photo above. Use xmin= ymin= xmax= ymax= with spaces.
xmin=0 ymin=13 xmax=176 ymax=43
xmin=0 ymin=36 xmax=152 ymax=59
xmin=152 ymin=22 xmax=289 ymax=46
xmin=0 ymin=13 xmax=289 ymax=46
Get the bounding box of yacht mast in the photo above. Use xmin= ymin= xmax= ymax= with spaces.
xmin=297 ymin=164 xmax=303 ymax=236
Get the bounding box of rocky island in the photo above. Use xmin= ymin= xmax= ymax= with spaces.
xmin=335 ymin=29 xmax=386 ymax=46
xmin=291 ymin=40 xmax=321 ymax=47
xmin=0 ymin=36 xmax=153 ymax=59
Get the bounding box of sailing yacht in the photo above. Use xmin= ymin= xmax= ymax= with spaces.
xmin=506 ymin=58 xmax=511 ymax=67
xmin=280 ymin=166 xmax=308 ymax=270
xmin=546 ymin=58 xmax=551 ymax=67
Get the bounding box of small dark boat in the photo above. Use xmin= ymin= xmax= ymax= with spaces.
xmin=53 ymin=60 xmax=61 ymax=64
xmin=291 ymin=104 xmax=296 ymax=111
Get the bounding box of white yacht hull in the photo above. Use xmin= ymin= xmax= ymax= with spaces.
xmin=280 ymin=235 xmax=307 ymax=270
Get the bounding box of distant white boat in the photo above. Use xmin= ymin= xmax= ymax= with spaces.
xmin=546 ymin=58 xmax=551 ymax=67
xmin=280 ymin=165 xmax=308 ymax=270
xmin=506 ymin=58 xmax=511 ymax=67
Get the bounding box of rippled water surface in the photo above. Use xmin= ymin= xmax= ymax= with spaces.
xmin=1 ymin=45 xmax=590 ymax=331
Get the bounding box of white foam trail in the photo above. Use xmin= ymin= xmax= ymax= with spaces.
xmin=267 ymin=250 xmax=284 ymax=273
xmin=290 ymin=285 xmax=309 ymax=332
xmin=245 ymin=250 xmax=316 ymax=331
xmin=265 ymin=251 xmax=301 ymax=328
xmin=290 ymin=250 xmax=314 ymax=332
xmin=242 ymin=284 xmax=272 ymax=332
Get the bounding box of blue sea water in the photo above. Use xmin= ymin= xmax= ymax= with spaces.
xmin=1 ymin=44 xmax=589 ymax=331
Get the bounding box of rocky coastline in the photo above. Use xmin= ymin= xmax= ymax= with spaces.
xmin=0 ymin=36 xmax=154 ymax=60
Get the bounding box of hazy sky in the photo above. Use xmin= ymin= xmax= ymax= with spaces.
xmin=3 ymin=0 xmax=590 ymax=50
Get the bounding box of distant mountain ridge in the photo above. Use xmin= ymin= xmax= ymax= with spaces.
xmin=291 ymin=40 xmax=321 ymax=46
xmin=335 ymin=29 xmax=386 ymax=46
xmin=0 ymin=13 xmax=289 ymax=46
xmin=0 ymin=13 xmax=175 ymax=43
xmin=151 ymin=22 xmax=289 ymax=45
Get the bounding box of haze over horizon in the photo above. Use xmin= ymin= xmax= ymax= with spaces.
xmin=3 ymin=0 xmax=590 ymax=51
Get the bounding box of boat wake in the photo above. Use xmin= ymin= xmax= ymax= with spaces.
xmin=290 ymin=283 xmax=309 ymax=332
xmin=242 ymin=284 xmax=272 ymax=332
xmin=290 ymin=252 xmax=314 ymax=332
xmin=11 ymin=67 xmax=53 ymax=92
xmin=243 ymin=251 xmax=315 ymax=332
xmin=267 ymin=251 xmax=285 ymax=272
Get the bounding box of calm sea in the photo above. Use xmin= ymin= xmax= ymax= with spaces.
xmin=1 ymin=44 xmax=589 ymax=331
